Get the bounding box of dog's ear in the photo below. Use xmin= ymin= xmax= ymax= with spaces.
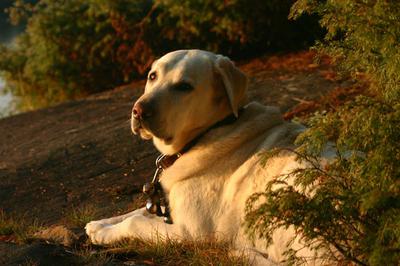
xmin=214 ymin=55 xmax=248 ymax=117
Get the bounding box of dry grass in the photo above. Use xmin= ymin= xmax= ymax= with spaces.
xmin=65 ymin=205 xmax=98 ymax=228
xmin=93 ymin=237 xmax=252 ymax=265
xmin=75 ymin=247 xmax=114 ymax=266
xmin=1 ymin=209 xmax=251 ymax=265
xmin=76 ymin=237 xmax=251 ymax=265
xmin=0 ymin=210 xmax=43 ymax=243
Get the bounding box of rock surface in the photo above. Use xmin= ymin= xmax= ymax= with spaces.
xmin=0 ymin=241 xmax=79 ymax=266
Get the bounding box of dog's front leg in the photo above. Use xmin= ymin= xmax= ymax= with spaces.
xmin=86 ymin=208 xmax=141 ymax=228
xmin=86 ymin=207 xmax=181 ymax=245
xmin=85 ymin=207 xmax=143 ymax=238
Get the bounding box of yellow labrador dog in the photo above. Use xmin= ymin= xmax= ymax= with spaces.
xmin=86 ymin=50 xmax=327 ymax=264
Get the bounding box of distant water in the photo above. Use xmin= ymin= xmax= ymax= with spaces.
xmin=0 ymin=41 xmax=16 ymax=117
xmin=0 ymin=1 xmax=38 ymax=117
xmin=0 ymin=78 xmax=13 ymax=116
xmin=0 ymin=2 xmax=22 ymax=116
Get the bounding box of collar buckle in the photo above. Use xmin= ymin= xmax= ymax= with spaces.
xmin=143 ymin=153 xmax=176 ymax=224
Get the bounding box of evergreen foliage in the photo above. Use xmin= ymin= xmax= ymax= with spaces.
xmin=0 ymin=0 xmax=320 ymax=111
xmin=245 ymin=1 xmax=400 ymax=265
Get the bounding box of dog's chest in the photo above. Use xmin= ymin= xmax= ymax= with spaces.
xmin=168 ymin=176 xmax=228 ymax=236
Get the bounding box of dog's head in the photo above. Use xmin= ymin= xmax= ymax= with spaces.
xmin=131 ymin=50 xmax=248 ymax=155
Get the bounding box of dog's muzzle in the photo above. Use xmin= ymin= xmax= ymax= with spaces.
xmin=132 ymin=101 xmax=144 ymax=134
xmin=131 ymin=117 xmax=142 ymax=135
xmin=131 ymin=117 xmax=153 ymax=140
xmin=131 ymin=100 xmax=154 ymax=139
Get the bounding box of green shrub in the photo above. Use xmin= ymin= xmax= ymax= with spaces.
xmin=0 ymin=0 xmax=320 ymax=111
xmin=291 ymin=0 xmax=400 ymax=102
xmin=246 ymin=1 xmax=400 ymax=265
xmin=156 ymin=0 xmax=321 ymax=56
xmin=1 ymin=0 xmax=154 ymax=110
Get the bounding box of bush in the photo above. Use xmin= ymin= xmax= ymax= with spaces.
xmin=1 ymin=0 xmax=154 ymax=110
xmin=0 ymin=0 xmax=320 ymax=111
xmin=156 ymin=0 xmax=321 ymax=56
xmin=245 ymin=1 xmax=400 ymax=265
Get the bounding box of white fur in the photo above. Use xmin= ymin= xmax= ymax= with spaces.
xmin=86 ymin=50 xmax=332 ymax=265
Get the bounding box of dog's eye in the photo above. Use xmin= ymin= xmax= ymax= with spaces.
xmin=148 ymin=72 xmax=157 ymax=81
xmin=173 ymin=82 xmax=194 ymax=92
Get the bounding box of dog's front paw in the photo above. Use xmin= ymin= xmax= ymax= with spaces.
xmin=85 ymin=221 xmax=112 ymax=245
xmin=87 ymin=226 xmax=115 ymax=245
xmin=86 ymin=221 xmax=123 ymax=245
xmin=85 ymin=220 xmax=106 ymax=236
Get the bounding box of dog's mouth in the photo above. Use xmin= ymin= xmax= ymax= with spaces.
xmin=164 ymin=136 xmax=173 ymax=144
xmin=131 ymin=117 xmax=173 ymax=143
xmin=131 ymin=118 xmax=152 ymax=140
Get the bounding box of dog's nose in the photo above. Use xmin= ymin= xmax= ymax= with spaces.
xmin=133 ymin=101 xmax=153 ymax=119
xmin=132 ymin=102 xmax=143 ymax=119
